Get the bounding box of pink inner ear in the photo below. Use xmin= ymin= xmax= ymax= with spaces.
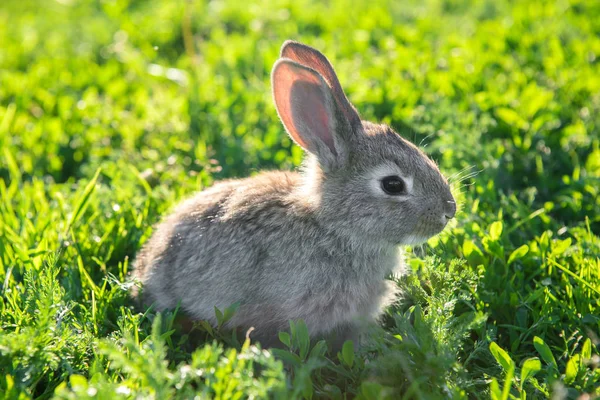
xmin=273 ymin=62 xmax=337 ymax=156
xmin=291 ymin=80 xmax=336 ymax=155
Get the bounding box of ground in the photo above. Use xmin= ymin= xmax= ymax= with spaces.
xmin=0 ymin=0 xmax=599 ymax=398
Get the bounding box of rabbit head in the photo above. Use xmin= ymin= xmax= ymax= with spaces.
xmin=272 ymin=41 xmax=456 ymax=246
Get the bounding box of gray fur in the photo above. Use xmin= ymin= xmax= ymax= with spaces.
xmin=132 ymin=41 xmax=456 ymax=346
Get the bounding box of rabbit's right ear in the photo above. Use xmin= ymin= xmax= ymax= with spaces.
xmin=272 ymin=59 xmax=348 ymax=170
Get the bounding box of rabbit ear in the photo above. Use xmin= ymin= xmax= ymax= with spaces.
xmin=280 ymin=41 xmax=361 ymax=130
xmin=272 ymin=58 xmax=348 ymax=169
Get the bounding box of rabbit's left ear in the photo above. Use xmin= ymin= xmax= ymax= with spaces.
xmin=272 ymin=59 xmax=349 ymax=170
xmin=280 ymin=41 xmax=362 ymax=132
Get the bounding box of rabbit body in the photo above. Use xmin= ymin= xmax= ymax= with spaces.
xmin=134 ymin=168 xmax=402 ymax=342
xmin=133 ymin=41 xmax=456 ymax=345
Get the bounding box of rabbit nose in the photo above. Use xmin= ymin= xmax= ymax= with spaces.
xmin=444 ymin=200 xmax=456 ymax=220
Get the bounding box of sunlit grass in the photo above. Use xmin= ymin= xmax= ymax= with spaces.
xmin=1 ymin=0 xmax=599 ymax=398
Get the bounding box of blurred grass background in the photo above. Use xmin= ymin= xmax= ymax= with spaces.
xmin=0 ymin=0 xmax=599 ymax=398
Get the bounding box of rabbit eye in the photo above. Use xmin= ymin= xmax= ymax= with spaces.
xmin=381 ymin=176 xmax=407 ymax=196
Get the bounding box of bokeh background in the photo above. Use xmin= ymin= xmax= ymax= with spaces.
xmin=1 ymin=0 xmax=599 ymax=398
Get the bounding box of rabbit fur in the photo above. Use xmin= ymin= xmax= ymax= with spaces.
xmin=132 ymin=40 xmax=456 ymax=347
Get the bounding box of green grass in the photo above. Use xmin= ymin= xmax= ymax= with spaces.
xmin=1 ymin=0 xmax=599 ymax=398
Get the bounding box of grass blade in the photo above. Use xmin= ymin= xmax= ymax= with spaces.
xmin=64 ymin=167 xmax=101 ymax=235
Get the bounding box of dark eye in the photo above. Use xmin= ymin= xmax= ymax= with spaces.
xmin=381 ymin=176 xmax=407 ymax=195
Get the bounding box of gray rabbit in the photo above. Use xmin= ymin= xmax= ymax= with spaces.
xmin=132 ymin=41 xmax=456 ymax=347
